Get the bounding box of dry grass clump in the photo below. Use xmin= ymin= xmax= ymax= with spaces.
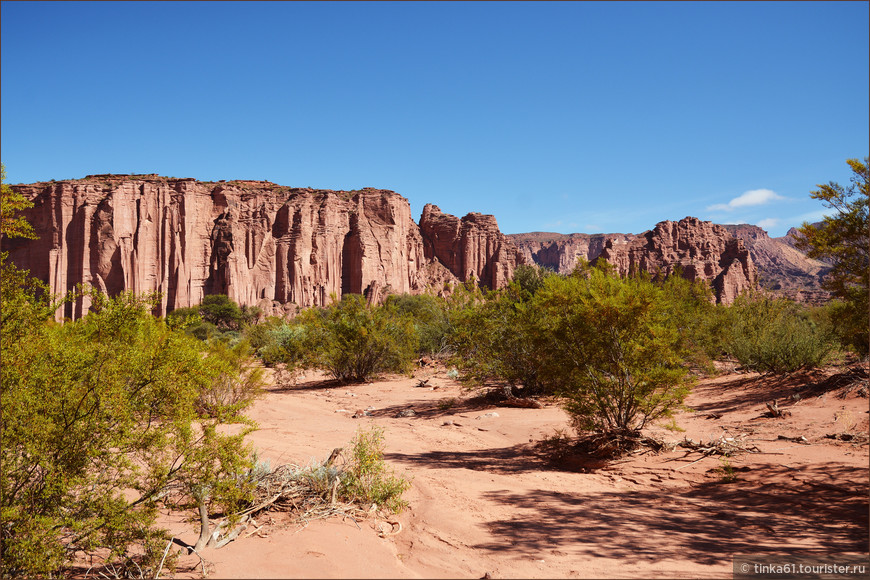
xmin=205 ymin=427 xmax=410 ymax=550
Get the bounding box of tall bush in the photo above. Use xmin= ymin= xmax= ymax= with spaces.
xmin=532 ymin=268 xmax=693 ymax=434
xmin=724 ymin=291 xmax=834 ymax=374
xmin=297 ymin=294 xmax=416 ymax=383
xmin=1 ymin=289 xmax=258 ymax=576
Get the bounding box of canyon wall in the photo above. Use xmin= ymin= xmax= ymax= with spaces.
xmin=596 ymin=217 xmax=757 ymax=303
xmin=509 ymin=231 xmax=636 ymax=272
xmin=512 ymin=218 xmax=759 ymax=303
xmin=4 ymin=175 xmax=522 ymax=319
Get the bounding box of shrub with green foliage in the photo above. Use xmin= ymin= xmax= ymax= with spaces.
xmin=450 ymin=279 xmax=556 ymax=395
xmin=1 ymin=286 xmax=260 ymax=576
xmin=531 ymin=268 xmax=693 ymax=434
xmin=385 ymin=292 xmax=451 ymax=357
xmin=297 ymin=294 xmax=416 ymax=383
xmin=340 ymin=427 xmax=410 ymax=513
xmin=724 ymin=291 xmax=834 ymax=374
xmin=200 ymin=294 xmax=244 ymax=330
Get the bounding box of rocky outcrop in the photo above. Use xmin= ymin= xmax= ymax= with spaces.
xmin=509 ymin=231 xmax=635 ymax=272
xmin=721 ymin=224 xmax=831 ymax=300
xmin=419 ymin=204 xmax=524 ymax=289
xmin=3 ymin=175 xmax=522 ymax=320
xmin=510 ymin=219 xmax=758 ymax=303
xmin=595 ymin=217 xmax=757 ymax=303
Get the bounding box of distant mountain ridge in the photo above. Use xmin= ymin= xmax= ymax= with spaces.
xmin=510 ymin=220 xmax=831 ymax=303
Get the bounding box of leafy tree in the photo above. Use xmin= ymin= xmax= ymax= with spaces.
xmin=531 ymin=268 xmax=693 ymax=435
xmin=1 ymin=163 xmax=36 ymax=241
xmin=794 ymin=156 xmax=869 ymax=355
xmin=297 ymin=294 xmax=417 ymax=383
xmin=2 ymin=284 xmax=261 ymax=575
xmin=199 ymin=294 xmax=244 ymax=330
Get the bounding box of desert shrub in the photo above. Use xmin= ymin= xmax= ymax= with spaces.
xmin=196 ymin=340 xmax=265 ymax=421
xmin=340 ymin=427 xmax=410 ymax=513
xmin=259 ymin=322 xmax=307 ymax=367
xmin=200 ymin=294 xmax=244 ymax=330
xmin=385 ymin=293 xmax=451 ymax=357
xmin=296 ymin=294 xmax=416 ymax=383
xmin=724 ymin=291 xmax=834 ymax=374
xmin=658 ymin=273 xmax=727 ymax=371
xmin=532 ymin=267 xmax=693 ymax=435
xmin=1 ymin=288 xmax=258 ymax=576
xmin=450 ymin=282 xmax=557 ymax=395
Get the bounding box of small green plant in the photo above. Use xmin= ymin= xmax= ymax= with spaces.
xmin=340 ymin=427 xmax=410 ymax=513
xmin=717 ymin=457 xmax=738 ymax=483
xmin=660 ymin=418 xmax=686 ymax=433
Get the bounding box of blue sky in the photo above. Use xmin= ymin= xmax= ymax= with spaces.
xmin=2 ymin=1 xmax=867 ymax=237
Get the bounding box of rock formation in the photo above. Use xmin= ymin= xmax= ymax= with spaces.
xmin=594 ymin=217 xmax=757 ymax=303
xmin=419 ymin=204 xmax=523 ymax=290
xmin=720 ymin=223 xmax=831 ymax=303
xmin=3 ymin=175 xmax=522 ymax=320
xmin=509 ymin=231 xmax=635 ymax=273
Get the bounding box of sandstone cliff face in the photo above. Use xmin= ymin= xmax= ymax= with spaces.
xmin=4 ymin=176 xmax=521 ymax=320
xmin=509 ymin=231 xmax=635 ymax=272
xmin=419 ymin=204 xmax=524 ymax=289
xmin=596 ymin=217 xmax=757 ymax=303
xmin=720 ymin=224 xmax=831 ymax=304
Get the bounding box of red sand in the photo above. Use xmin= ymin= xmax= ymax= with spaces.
xmin=157 ymin=364 xmax=868 ymax=578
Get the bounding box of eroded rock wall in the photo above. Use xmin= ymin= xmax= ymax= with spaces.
xmin=4 ymin=176 xmax=523 ymax=319
xmin=595 ymin=217 xmax=757 ymax=303
xmin=419 ymin=204 xmax=524 ymax=289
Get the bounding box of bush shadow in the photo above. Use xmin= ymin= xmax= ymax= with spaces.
xmin=472 ymin=462 xmax=868 ymax=565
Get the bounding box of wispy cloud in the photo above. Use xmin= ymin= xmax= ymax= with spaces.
xmin=707 ymin=189 xmax=786 ymax=212
xmin=756 ymin=218 xmax=779 ymax=230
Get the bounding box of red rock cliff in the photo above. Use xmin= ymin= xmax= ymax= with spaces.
xmin=4 ymin=175 xmax=521 ymax=319
xmin=596 ymin=217 xmax=757 ymax=303
xmin=419 ymin=204 xmax=524 ymax=289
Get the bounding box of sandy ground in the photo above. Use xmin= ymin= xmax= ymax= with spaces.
xmin=158 ymin=363 xmax=868 ymax=579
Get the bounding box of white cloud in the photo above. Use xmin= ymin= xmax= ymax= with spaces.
xmin=707 ymin=189 xmax=786 ymax=212
xmin=756 ymin=218 xmax=779 ymax=230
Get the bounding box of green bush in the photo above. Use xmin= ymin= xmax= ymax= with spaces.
xmin=531 ymin=268 xmax=693 ymax=435
xmin=724 ymin=292 xmax=834 ymax=374
xmin=450 ymin=282 xmax=556 ymax=395
xmin=385 ymin=293 xmax=450 ymax=357
xmin=340 ymin=427 xmax=410 ymax=513
xmin=196 ymin=340 xmax=265 ymax=421
xmin=200 ymin=294 xmax=244 ymax=330
xmin=1 ymin=289 xmax=258 ymax=576
xmin=297 ymin=294 xmax=416 ymax=383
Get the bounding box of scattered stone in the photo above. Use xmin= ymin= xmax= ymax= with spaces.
xmin=476 ymin=412 xmax=499 ymax=420
xmin=777 ymin=435 xmax=809 ymax=444
xmin=352 ymin=409 xmax=370 ymax=419
xmin=396 ymin=409 xmax=416 ymax=418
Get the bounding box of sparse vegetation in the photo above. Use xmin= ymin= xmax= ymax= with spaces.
xmin=795 ymin=156 xmax=869 ymax=356
xmin=723 ymin=291 xmax=834 ymax=374
xmin=296 ymin=294 xmax=417 ymax=383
